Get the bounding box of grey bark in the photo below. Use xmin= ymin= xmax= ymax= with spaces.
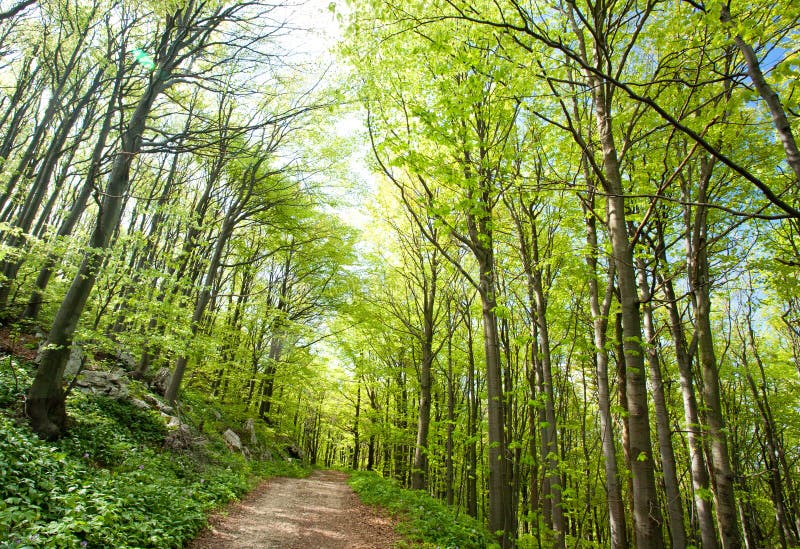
xmin=583 ymin=192 xmax=628 ymax=549
xmin=636 ymin=257 xmax=686 ymax=549
xmin=686 ymin=159 xmax=741 ymax=549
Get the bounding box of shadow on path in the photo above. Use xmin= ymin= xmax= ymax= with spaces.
xmin=186 ymin=469 xmax=401 ymax=549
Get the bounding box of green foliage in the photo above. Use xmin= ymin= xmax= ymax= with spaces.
xmin=0 ymin=358 xmax=32 ymax=408
xmin=58 ymin=396 xmax=167 ymax=464
xmin=0 ymin=387 xmax=308 ymax=548
xmin=348 ymin=470 xmax=494 ymax=549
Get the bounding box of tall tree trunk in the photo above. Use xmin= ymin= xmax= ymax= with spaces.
xmin=686 ymin=160 xmax=741 ymax=549
xmin=584 ymin=192 xmax=628 ymax=549
xmin=0 ymin=4 xmax=96 ymax=214
xmin=164 ymin=211 xmax=237 ymax=402
xmin=595 ymin=84 xmax=664 ymax=548
xmin=464 ymin=305 xmax=479 ymax=518
xmin=656 ymin=219 xmax=719 ymax=549
xmin=411 ymin=252 xmax=437 ymax=491
xmin=23 ymin=35 xmax=128 ymax=321
xmin=740 ymin=300 xmax=799 ymax=546
xmin=636 ymin=257 xmax=686 ymax=548
xmin=27 ymin=47 xmax=171 ymax=438
xmin=0 ymin=69 xmax=105 ymax=308
xmin=720 ymin=6 xmax=800 ymax=185
xmin=352 ymin=381 xmax=361 ymax=470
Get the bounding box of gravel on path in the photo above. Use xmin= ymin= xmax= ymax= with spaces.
xmin=186 ymin=469 xmax=402 ymax=549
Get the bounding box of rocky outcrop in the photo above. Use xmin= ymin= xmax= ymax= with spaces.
xmin=223 ymin=428 xmax=243 ymax=452
xmin=74 ymin=369 xmax=128 ymax=399
xmin=63 ymin=344 xmax=84 ymax=376
xmin=164 ymin=424 xmax=195 ymax=452
xmin=244 ymin=418 xmax=258 ymax=445
xmin=150 ymin=368 xmax=171 ymax=395
xmin=142 ymin=393 xmax=174 ymax=415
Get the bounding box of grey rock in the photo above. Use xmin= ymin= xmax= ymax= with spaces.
xmin=164 ymin=424 xmax=193 ymax=452
xmin=151 ymin=368 xmax=171 ymax=394
xmin=64 ymin=345 xmax=84 ymax=377
xmin=142 ymin=393 xmax=173 ymax=414
xmin=130 ymin=398 xmax=150 ymax=410
xmin=223 ymin=428 xmax=243 ymax=452
xmin=114 ymin=348 xmax=137 ymax=370
xmin=244 ymin=418 xmax=258 ymax=445
xmin=74 ymin=369 xmax=129 ymax=399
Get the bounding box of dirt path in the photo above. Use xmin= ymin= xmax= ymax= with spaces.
xmin=186 ymin=470 xmax=402 ymax=549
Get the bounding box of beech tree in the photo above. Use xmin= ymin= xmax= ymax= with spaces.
xmin=26 ymin=0 xmax=297 ymax=438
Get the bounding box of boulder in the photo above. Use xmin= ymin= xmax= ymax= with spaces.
xmin=151 ymin=368 xmax=171 ymax=395
xmin=74 ymin=369 xmax=129 ymax=399
xmin=244 ymin=418 xmax=258 ymax=445
xmin=130 ymin=398 xmax=150 ymax=410
xmin=223 ymin=428 xmax=243 ymax=452
xmin=114 ymin=348 xmax=137 ymax=371
xmin=286 ymin=443 xmax=304 ymax=460
xmin=142 ymin=393 xmax=174 ymax=414
xmin=164 ymin=424 xmax=194 ymax=452
xmin=63 ymin=345 xmax=84 ymax=376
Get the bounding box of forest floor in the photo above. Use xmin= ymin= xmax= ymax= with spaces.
xmin=185 ymin=469 xmax=404 ymax=549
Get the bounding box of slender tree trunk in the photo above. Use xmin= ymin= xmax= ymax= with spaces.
xmin=475 ymin=247 xmax=513 ymax=546
xmin=740 ymin=302 xmax=799 ymax=546
xmin=0 ymin=69 xmax=105 ymax=308
xmin=164 ymin=211 xmax=237 ymax=402
xmin=445 ymin=332 xmax=455 ymax=505
xmin=0 ymin=5 xmax=95 ymax=214
xmin=636 ymin=258 xmax=686 ymax=549
xmin=584 ymin=194 xmax=628 ymax=549
xmin=27 ymin=53 xmax=170 ymax=438
xmin=595 ymin=86 xmax=664 ymax=548
xmin=23 ymin=44 xmax=127 ymax=321
xmin=352 ymin=381 xmax=361 ymax=470
xmin=412 ymin=249 xmax=437 ymax=491
xmin=720 ymin=6 xmax=800 ymax=184
xmin=687 ymin=161 xmax=741 ymax=549
xmin=465 ymin=307 xmax=478 ymax=518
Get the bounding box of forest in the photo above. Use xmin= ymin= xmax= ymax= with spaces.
xmin=0 ymin=0 xmax=799 ymax=547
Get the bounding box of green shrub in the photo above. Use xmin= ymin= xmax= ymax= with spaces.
xmin=0 ymin=387 xmax=308 ymax=548
xmin=348 ymin=470 xmax=494 ymax=549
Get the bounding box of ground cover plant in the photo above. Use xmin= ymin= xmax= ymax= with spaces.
xmin=0 ymin=360 xmax=308 ymax=549
xmin=348 ymin=469 xmax=493 ymax=549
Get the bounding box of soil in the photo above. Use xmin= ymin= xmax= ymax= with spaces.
xmin=186 ymin=469 xmax=404 ymax=549
xmin=0 ymin=326 xmax=39 ymax=362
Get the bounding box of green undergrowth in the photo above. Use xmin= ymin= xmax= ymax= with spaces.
xmin=0 ymin=359 xmax=308 ymax=549
xmin=348 ymin=470 xmax=494 ymax=549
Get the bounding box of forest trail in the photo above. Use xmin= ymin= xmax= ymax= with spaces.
xmin=186 ymin=470 xmax=402 ymax=549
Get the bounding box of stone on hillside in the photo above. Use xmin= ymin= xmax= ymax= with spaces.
xmin=223 ymin=428 xmax=243 ymax=452
xmin=244 ymin=418 xmax=258 ymax=445
xmin=142 ymin=393 xmax=174 ymax=414
xmin=114 ymin=348 xmax=137 ymax=371
xmin=74 ymin=369 xmax=128 ymax=399
xmin=164 ymin=424 xmax=193 ymax=452
xmin=286 ymin=443 xmax=304 ymax=460
xmin=151 ymin=368 xmax=171 ymax=394
xmin=130 ymin=398 xmax=150 ymax=410
xmin=63 ymin=344 xmax=84 ymax=376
